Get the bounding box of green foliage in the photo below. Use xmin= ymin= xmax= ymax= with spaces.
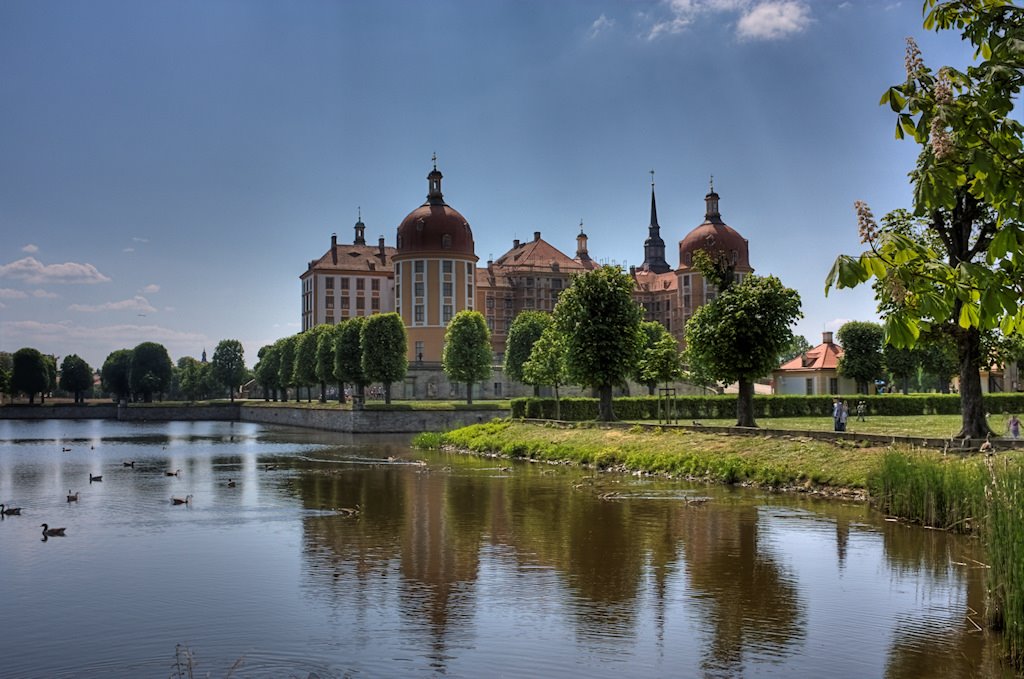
xmin=11 ymin=347 xmax=48 ymax=403
xmin=552 ymin=265 xmax=644 ymax=420
xmin=130 ymin=342 xmax=173 ymax=402
xmin=315 ymin=324 xmax=338 ymax=389
xmin=883 ymin=342 xmax=918 ymax=393
xmin=442 ymin=310 xmax=492 ymax=404
xmin=825 ymin=1 xmax=1024 ymax=438
xmin=837 ymin=321 xmax=885 ymax=392
xmin=335 ymin=316 xmax=367 ymax=390
xmin=276 ymin=335 xmax=298 ymax=394
xmin=503 ymin=310 xmax=550 ymax=385
xmin=637 ymin=324 xmax=683 ymax=389
xmin=58 ymin=354 xmax=93 ymax=403
xmin=361 ymin=313 xmax=408 ymax=403
xmin=101 ymin=349 xmax=133 ymax=401
xmin=176 ymin=356 xmax=215 ymax=402
xmin=211 ymin=339 xmax=246 ymax=402
xmin=778 ymin=335 xmax=813 ymax=365
xmin=685 ymin=275 xmax=802 ymax=426
xmin=253 ymin=344 xmax=281 ymax=398
xmin=293 ymin=329 xmax=321 ymax=398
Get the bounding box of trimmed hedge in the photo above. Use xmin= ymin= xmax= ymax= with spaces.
xmin=511 ymin=392 xmax=1024 ymax=420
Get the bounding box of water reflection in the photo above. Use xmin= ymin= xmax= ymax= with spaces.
xmin=0 ymin=420 xmax=1013 ymax=678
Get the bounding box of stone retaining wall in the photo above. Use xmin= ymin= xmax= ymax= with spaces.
xmin=240 ymin=405 xmax=507 ymax=433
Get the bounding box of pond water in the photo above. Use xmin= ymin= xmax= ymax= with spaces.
xmin=0 ymin=419 xmax=1011 ymax=678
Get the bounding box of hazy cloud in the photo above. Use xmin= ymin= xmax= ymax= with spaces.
xmin=0 ymin=288 xmax=28 ymax=300
xmin=0 ymin=257 xmax=111 ymax=285
xmin=123 ymin=248 xmax=135 ymax=253
xmin=140 ymin=284 xmax=160 ymax=294
xmin=69 ymin=296 xmax=157 ymax=313
xmin=132 ymin=237 xmax=149 ymax=243
xmin=32 ymin=289 xmax=58 ymax=299
xmin=588 ymin=14 xmax=615 ymax=39
xmin=737 ymin=1 xmax=811 ymax=40
xmin=21 ymin=244 xmax=39 ymax=254
xmin=0 ymin=319 xmax=207 ymax=365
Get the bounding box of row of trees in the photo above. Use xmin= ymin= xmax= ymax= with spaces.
xmin=99 ymin=340 xmax=247 ymax=403
xmin=252 ymin=313 xmax=409 ymax=405
xmin=1 ymin=349 xmax=95 ymax=404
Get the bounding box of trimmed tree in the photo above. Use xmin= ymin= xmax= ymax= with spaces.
xmin=294 ymin=330 xmax=320 ymax=402
xmin=685 ymin=275 xmax=802 ymax=427
xmin=361 ymin=312 xmax=408 ymax=405
xmin=59 ymin=354 xmax=93 ymax=404
xmin=253 ymin=344 xmax=281 ymax=401
xmin=503 ymin=311 xmax=551 ymax=396
xmin=11 ymin=347 xmax=48 ymax=404
xmin=442 ymin=310 xmax=492 ymax=405
xmin=335 ymin=317 xmax=368 ymax=405
xmin=837 ymin=321 xmax=885 ymax=394
xmin=101 ymin=349 xmax=133 ymax=402
xmin=211 ymin=339 xmax=246 ymax=402
xmin=130 ymin=342 xmax=173 ymax=402
xmin=552 ymin=266 xmax=643 ymax=421
xmin=177 ymin=356 xmax=215 ymax=402
xmin=522 ymin=324 xmax=569 ymax=419
xmin=884 ymin=343 xmax=919 ymax=394
xmin=276 ymin=335 xmax=299 ymax=402
xmin=316 ymin=324 xmax=340 ymax=403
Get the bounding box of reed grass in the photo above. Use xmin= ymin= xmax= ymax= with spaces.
xmin=983 ymin=456 xmax=1024 ymax=669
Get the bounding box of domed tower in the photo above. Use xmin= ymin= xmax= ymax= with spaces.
xmin=676 ymin=180 xmax=753 ymax=325
xmin=393 ymin=157 xmax=478 ymax=363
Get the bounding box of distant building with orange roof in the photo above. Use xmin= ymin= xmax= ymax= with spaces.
xmin=772 ymin=332 xmax=857 ymax=395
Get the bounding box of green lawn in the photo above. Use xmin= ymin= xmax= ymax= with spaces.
xmin=675 ymin=413 xmax=1019 ymax=439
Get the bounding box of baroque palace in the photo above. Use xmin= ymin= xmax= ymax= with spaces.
xmin=300 ymin=161 xmax=751 ymax=398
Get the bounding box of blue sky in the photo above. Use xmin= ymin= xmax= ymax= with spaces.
xmin=0 ymin=0 xmax=977 ymax=369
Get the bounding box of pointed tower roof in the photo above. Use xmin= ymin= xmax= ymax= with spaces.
xmin=641 ymin=170 xmax=671 ymax=274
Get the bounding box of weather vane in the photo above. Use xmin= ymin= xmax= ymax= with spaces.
xmin=650 ymin=169 xmax=655 ymax=188
xmin=432 ymin=152 xmax=437 ymax=170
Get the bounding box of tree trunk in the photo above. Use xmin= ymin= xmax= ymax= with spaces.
xmin=554 ymin=385 xmax=561 ymax=421
xmin=338 ymin=382 xmax=345 ymax=404
xmin=955 ymin=326 xmax=992 ymax=439
xmin=647 ymin=383 xmax=655 ymax=396
xmin=533 ymin=385 xmax=540 ymax=397
xmin=230 ymin=387 xmax=235 ymax=403
xmin=384 ymin=383 xmax=392 ymax=405
xmin=597 ymin=384 xmax=615 ymax=421
xmin=736 ymin=379 xmax=756 ymax=427
xmin=319 ymin=381 xmax=326 ymax=403
xmin=466 ymin=382 xmax=473 ymax=405
xmin=901 ymin=376 xmax=909 ymax=395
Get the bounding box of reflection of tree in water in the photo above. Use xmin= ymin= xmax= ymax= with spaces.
xmin=677 ymin=505 xmax=805 ymax=677
xmin=879 ymin=523 xmax=1008 ymax=679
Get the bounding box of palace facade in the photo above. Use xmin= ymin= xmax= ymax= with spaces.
xmin=300 ymin=163 xmax=752 ymax=366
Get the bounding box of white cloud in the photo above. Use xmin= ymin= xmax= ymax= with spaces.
xmin=32 ymin=289 xmax=58 ymax=299
xmin=132 ymin=237 xmax=149 ymax=243
xmin=0 ymin=288 xmax=28 ymax=300
xmin=0 ymin=302 xmax=5 ymax=309
xmin=588 ymin=14 xmax=615 ymax=39
xmin=123 ymin=247 xmax=135 ymax=253
xmin=69 ymin=296 xmax=157 ymax=313
xmin=21 ymin=244 xmax=39 ymax=253
xmin=646 ymin=0 xmax=810 ymax=41
xmin=140 ymin=284 xmax=160 ymax=294
xmin=736 ymin=1 xmax=811 ymax=40
xmin=0 ymin=256 xmax=111 ymax=285
xmin=0 ymin=319 xmax=207 ymax=365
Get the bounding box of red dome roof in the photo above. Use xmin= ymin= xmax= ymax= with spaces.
xmin=395 ymin=167 xmax=475 ymax=258
xmin=678 ymin=190 xmax=750 ymax=271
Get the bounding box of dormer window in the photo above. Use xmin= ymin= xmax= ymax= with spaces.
xmin=442 ymin=234 xmax=452 ymax=249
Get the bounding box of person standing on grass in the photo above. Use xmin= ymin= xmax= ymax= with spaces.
xmin=833 ymin=397 xmax=841 ymax=432
xmin=1008 ymin=414 xmax=1020 ymax=439
xmin=856 ymin=400 xmax=866 ymax=422
xmin=839 ymin=400 xmax=849 ymax=432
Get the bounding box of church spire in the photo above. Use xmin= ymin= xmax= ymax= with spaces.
xmin=642 ymin=170 xmax=671 ymax=274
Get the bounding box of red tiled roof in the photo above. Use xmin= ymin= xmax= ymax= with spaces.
xmin=776 ymin=339 xmax=843 ymax=371
xmin=304 ymin=244 xmax=397 ymax=275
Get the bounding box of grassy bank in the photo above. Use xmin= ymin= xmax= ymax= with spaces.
xmin=416 ymin=419 xmax=894 ymax=490
xmin=686 ymin=413 xmax=1020 ymax=439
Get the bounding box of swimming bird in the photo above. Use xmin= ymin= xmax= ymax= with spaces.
xmin=165 ymin=469 xmax=181 ymax=477
xmin=265 ymin=464 xmax=278 ymax=471
xmin=226 ymin=479 xmax=236 ymax=488
xmin=41 ymin=523 xmax=66 ymax=536
xmin=171 ymin=494 xmax=193 ymax=505
xmin=66 ymin=490 xmax=79 ymax=502
xmin=335 ymin=505 xmax=361 ymax=517
xmin=123 ymin=461 xmax=135 ymax=468
xmin=61 ymin=447 xmax=71 ymax=452
xmin=0 ymin=504 xmax=22 ymax=516
xmin=89 ymin=473 xmax=102 ymax=483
